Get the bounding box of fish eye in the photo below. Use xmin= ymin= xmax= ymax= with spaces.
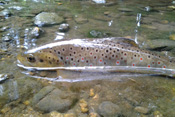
xmin=27 ymin=56 xmax=36 ymax=63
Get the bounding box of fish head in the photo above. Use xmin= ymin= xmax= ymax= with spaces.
xmin=17 ymin=50 xmax=64 ymax=67
xmin=17 ymin=52 xmax=39 ymax=67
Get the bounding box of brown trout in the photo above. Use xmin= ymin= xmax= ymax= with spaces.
xmin=17 ymin=37 xmax=175 ymax=79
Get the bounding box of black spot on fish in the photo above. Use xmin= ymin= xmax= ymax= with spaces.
xmin=60 ymin=57 xmax=63 ymax=60
xmin=74 ymin=52 xmax=76 ymax=54
xmin=58 ymin=51 xmax=60 ymax=54
xmin=27 ymin=57 xmax=36 ymax=63
xmin=106 ymin=50 xmax=109 ymax=53
xmin=49 ymin=61 xmax=52 ymax=64
xmin=40 ymin=59 xmax=44 ymax=62
xmin=70 ymin=47 xmax=72 ymax=50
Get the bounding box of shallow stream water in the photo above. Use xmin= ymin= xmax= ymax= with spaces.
xmin=0 ymin=0 xmax=175 ymax=116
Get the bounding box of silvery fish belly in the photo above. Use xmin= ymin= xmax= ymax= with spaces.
xmin=17 ymin=37 xmax=175 ymax=81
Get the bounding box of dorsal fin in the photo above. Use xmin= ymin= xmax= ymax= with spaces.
xmin=103 ymin=37 xmax=139 ymax=47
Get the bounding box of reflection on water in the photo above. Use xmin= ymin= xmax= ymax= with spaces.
xmin=135 ymin=13 xmax=141 ymax=44
xmin=0 ymin=0 xmax=175 ymax=116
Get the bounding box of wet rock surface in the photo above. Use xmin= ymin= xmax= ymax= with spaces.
xmin=0 ymin=9 xmax=11 ymax=17
xmin=32 ymin=86 xmax=78 ymax=112
xmin=98 ymin=101 xmax=121 ymax=117
xmin=59 ymin=23 xmax=69 ymax=32
xmin=34 ymin=12 xmax=64 ymax=26
xmin=134 ymin=106 xmax=149 ymax=114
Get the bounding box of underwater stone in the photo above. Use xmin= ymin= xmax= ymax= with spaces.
xmin=74 ymin=15 xmax=88 ymax=24
xmin=134 ymin=106 xmax=149 ymax=114
xmin=0 ymin=6 xmax=4 ymax=10
xmin=89 ymin=30 xmax=109 ymax=38
xmin=98 ymin=101 xmax=121 ymax=117
xmin=59 ymin=23 xmax=69 ymax=32
xmin=169 ymin=34 xmax=175 ymax=40
xmin=92 ymin=0 xmax=106 ymax=4
xmin=0 ymin=73 xmax=13 ymax=83
xmin=32 ymin=86 xmax=78 ymax=112
xmin=2 ymin=36 xmax=11 ymax=42
xmin=0 ymin=9 xmax=11 ymax=17
xmin=118 ymin=8 xmax=133 ymax=12
xmin=34 ymin=12 xmax=64 ymax=27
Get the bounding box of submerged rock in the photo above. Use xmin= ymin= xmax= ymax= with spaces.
xmin=92 ymin=0 xmax=106 ymax=4
xmin=0 ymin=78 xmax=42 ymax=108
xmin=98 ymin=101 xmax=121 ymax=117
xmin=32 ymin=86 xmax=78 ymax=112
xmin=89 ymin=30 xmax=109 ymax=38
xmin=34 ymin=12 xmax=64 ymax=27
xmin=134 ymin=106 xmax=149 ymax=114
xmin=0 ymin=9 xmax=11 ymax=17
xmin=169 ymin=34 xmax=175 ymax=40
xmin=75 ymin=15 xmax=88 ymax=24
xmin=59 ymin=23 xmax=69 ymax=32
xmin=2 ymin=36 xmax=11 ymax=42
xmin=118 ymin=8 xmax=133 ymax=12
xmin=0 ymin=74 xmax=13 ymax=83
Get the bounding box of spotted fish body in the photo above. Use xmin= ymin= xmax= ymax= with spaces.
xmin=17 ymin=37 xmax=175 ymax=78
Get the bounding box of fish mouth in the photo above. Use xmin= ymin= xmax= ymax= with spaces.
xmin=17 ymin=53 xmax=28 ymax=66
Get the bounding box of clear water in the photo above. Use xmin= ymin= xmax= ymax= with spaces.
xmin=0 ymin=0 xmax=175 ymax=116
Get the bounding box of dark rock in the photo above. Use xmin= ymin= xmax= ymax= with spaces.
xmin=34 ymin=12 xmax=64 ymax=27
xmin=32 ymin=86 xmax=78 ymax=112
xmin=59 ymin=23 xmax=69 ymax=32
xmin=98 ymin=101 xmax=121 ymax=117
